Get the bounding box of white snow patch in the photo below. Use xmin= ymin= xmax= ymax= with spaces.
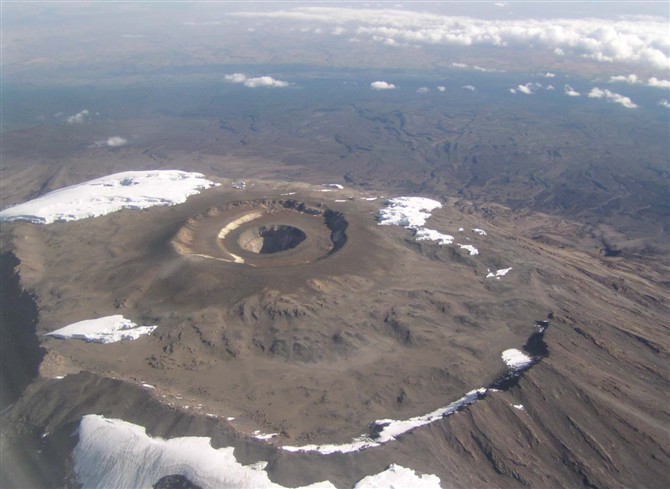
xmin=54 ymin=375 xmax=65 ymax=380
xmin=502 ymin=349 xmax=533 ymax=371
xmin=415 ymin=228 xmax=454 ymax=245
xmin=141 ymin=383 xmax=155 ymax=389
xmin=513 ymin=404 xmax=525 ymax=411
xmin=0 ymin=170 xmax=217 ymax=224
xmin=377 ymin=197 xmax=442 ymax=228
xmin=472 ymin=228 xmax=487 ymax=235
xmin=227 ymin=417 xmax=236 ymax=421
xmin=46 ymin=315 xmax=156 ymax=344
xmin=74 ymin=415 xmax=335 ymax=489
xmin=361 ymin=197 xmax=379 ymax=201
xmin=280 ymin=192 xmax=297 ymax=196
xmin=458 ymin=244 xmax=479 ymax=255
xmin=253 ymin=431 xmax=278 ymax=441
xmin=458 ymin=227 xmax=464 ymax=232
xmin=486 ymin=267 xmax=512 ymax=279
xmin=283 ymin=388 xmax=486 ymax=454
xmin=353 ymin=464 xmax=441 ymax=489
xmin=322 ymin=183 xmax=344 ymax=190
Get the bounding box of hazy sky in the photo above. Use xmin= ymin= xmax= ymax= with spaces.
xmin=3 ymin=2 xmax=669 ymax=84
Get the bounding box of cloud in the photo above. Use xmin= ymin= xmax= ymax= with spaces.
xmin=370 ymin=81 xmax=396 ymax=90
xmin=224 ymin=73 xmax=289 ymax=88
xmin=516 ymin=82 xmax=541 ymax=94
xmin=543 ymin=72 xmax=556 ymax=78
xmin=647 ymin=77 xmax=670 ymax=88
xmin=233 ymin=7 xmax=670 ymax=71
xmin=244 ymin=76 xmax=289 ymax=88
xmin=564 ymin=84 xmax=581 ymax=96
xmin=659 ymin=99 xmax=670 ymax=108
xmin=473 ymin=65 xmax=499 ymax=72
xmin=452 ymin=62 xmax=468 ymax=68
xmin=106 ymin=137 xmax=128 ymax=147
xmin=183 ymin=21 xmax=221 ymax=26
xmin=509 ymin=88 xmax=517 ymax=94
xmin=416 ymin=87 xmax=429 ymax=93
xmin=609 ymin=74 xmax=670 ymax=89
xmin=67 ymin=109 xmax=89 ymax=124
xmin=436 ymin=85 xmax=446 ymax=92
xmin=609 ymin=73 xmax=639 ymax=84
xmin=462 ymin=85 xmax=476 ymax=91
xmin=588 ymin=87 xmax=638 ymax=108
xmin=546 ymin=84 xmax=555 ymax=90
xmin=224 ymin=73 xmax=247 ymax=83
xmin=494 ymin=2 xmax=509 ymax=7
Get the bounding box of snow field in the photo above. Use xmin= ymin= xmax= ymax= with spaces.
xmin=46 ymin=315 xmax=156 ymax=343
xmin=74 ymin=415 xmax=441 ymax=489
xmin=0 ymin=170 xmax=217 ymax=224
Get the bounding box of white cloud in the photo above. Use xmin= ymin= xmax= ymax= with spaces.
xmin=462 ymin=85 xmax=476 ymax=91
xmin=436 ymin=85 xmax=446 ymax=92
xmin=183 ymin=21 xmax=221 ymax=26
xmin=370 ymin=80 xmax=396 ymax=90
xmin=452 ymin=62 xmax=468 ymax=68
xmin=648 ymin=77 xmax=670 ymax=88
xmin=224 ymin=73 xmax=247 ymax=83
xmin=609 ymin=73 xmax=639 ymax=84
xmin=564 ymin=84 xmax=581 ymax=96
xmin=473 ymin=65 xmax=498 ymax=72
xmin=516 ymin=82 xmax=541 ymax=94
xmin=233 ymin=7 xmax=670 ymax=72
xmin=609 ymin=74 xmax=670 ymax=89
xmin=106 ymin=136 xmax=127 ymax=147
xmin=658 ymin=99 xmax=670 ymax=108
xmin=67 ymin=109 xmax=90 ymax=124
xmin=416 ymin=87 xmax=429 ymax=93
xmin=509 ymin=88 xmax=517 ymax=94
xmin=244 ymin=76 xmax=289 ymax=88
xmin=494 ymin=2 xmax=508 ymax=7
xmin=224 ymin=73 xmax=289 ymax=88
xmin=332 ymin=26 xmax=346 ymax=35
xmin=588 ymin=87 xmax=638 ymax=108
xmin=546 ymin=84 xmax=555 ymax=90
xmin=543 ymin=72 xmax=556 ymax=78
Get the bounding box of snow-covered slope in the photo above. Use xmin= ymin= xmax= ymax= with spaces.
xmin=502 ymin=349 xmax=533 ymax=371
xmin=283 ymin=388 xmax=486 ymax=454
xmin=377 ymin=197 xmax=442 ymax=228
xmin=377 ymin=197 xmax=482 ymax=255
xmin=353 ymin=464 xmax=442 ymax=489
xmin=46 ymin=315 xmax=156 ymax=343
xmin=0 ymin=170 xmax=217 ymax=224
xmin=74 ymin=415 xmax=441 ymax=489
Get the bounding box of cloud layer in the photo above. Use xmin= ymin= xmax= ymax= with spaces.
xmin=233 ymin=7 xmax=670 ymax=72
xmin=224 ymin=73 xmax=289 ymax=88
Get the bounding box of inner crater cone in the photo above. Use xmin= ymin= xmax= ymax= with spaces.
xmin=172 ymin=199 xmax=349 ymax=267
xmin=238 ymin=225 xmax=307 ymax=254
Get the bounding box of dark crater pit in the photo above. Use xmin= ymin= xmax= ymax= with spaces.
xmin=239 ymin=225 xmax=307 ymax=254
